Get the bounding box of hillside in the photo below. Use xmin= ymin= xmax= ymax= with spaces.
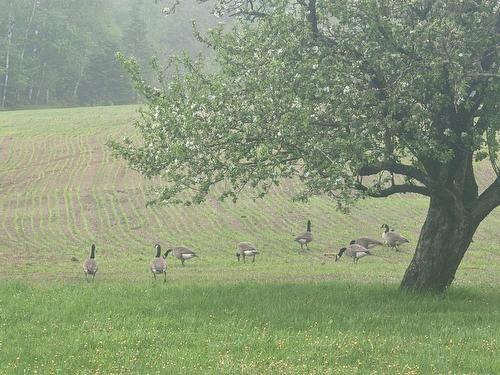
xmin=0 ymin=105 xmax=499 ymax=374
xmin=0 ymin=105 xmax=498 ymax=285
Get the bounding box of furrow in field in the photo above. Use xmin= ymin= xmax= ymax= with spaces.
xmin=74 ymin=188 xmax=93 ymax=242
xmin=120 ymin=188 xmax=149 ymax=237
xmin=26 ymin=137 xmax=66 ymax=244
xmin=78 ymin=136 xmax=104 ymax=190
xmin=89 ymin=187 xmax=106 ymax=241
xmin=65 ymin=135 xmax=87 ymax=190
xmin=65 ymin=137 xmax=92 ymax=242
xmin=92 ymin=189 xmax=129 ymax=252
xmin=40 ymin=135 xmax=75 ymax=194
xmin=136 ymin=187 xmax=168 ymax=242
xmin=106 ymin=190 xmax=140 ymax=249
xmin=45 ymin=189 xmax=69 ymax=247
xmin=32 ymin=192 xmax=68 ymax=252
xmin=12 ymin=192 xmax=38 ymax=253
xmin=111 ymin=192 xmax=144 ymax=251
xmin=130 ymin=188 xmax=179 ymax=254
xmin=105 ymin=162 xmax=148 ymax=249
xmin=67 ymin=135 xmax=97 ymax=242
xmin=1 ymin=138 xmax=34 ymax=194
xmin=0 ymin=196 xmax=17 ymax=247
xmin=54 ymin=188 xmax=80 ymax=246
xmin=0 ymin=135 xmax=14 ymax=187
xmin=27 ymin=136 xmax=52 ymax=194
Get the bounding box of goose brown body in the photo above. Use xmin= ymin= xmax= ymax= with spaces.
xmin=336 ymin=244 xmax=373 ymax=263
xmin=381 ymin=224 xmax=409 ymax=251
xmin=295 ymin=220 xmax=313 ymax=250
xmin=151 ymin=244 xmax=167 ymax=282
xmin=354 ymin=237 xmax=383 ymax=249
xmin=236 ymin=242 xmax=259 ymax=263
xmin=83 ymin=244 xmax=98 ymax=280
xmin=164 ymin=246 xmax=198 ymax=266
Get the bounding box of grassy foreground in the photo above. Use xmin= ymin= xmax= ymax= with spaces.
xmin=1 ymin=281 xmax=499 ymax=374
xmin=0 ymin=105 xmax=499 ymax=374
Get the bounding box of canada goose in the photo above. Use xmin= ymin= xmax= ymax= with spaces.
xmin=236 ymin=242 xmax=260 ymax=263
xmin=335 ymin=242 xmax=373 ymax=263
xmin=150 ymin=244 xmax=167 ymax=282
xmin=295 ymin=220 xmax=313 ymax=250
xmin=352 ymin=237 xmax=384 ymax=249
xmin=381 ymin=224 xmax=409 ymax=251
xmin=83 ymin=244 xmax=98 ymax=280
xmin=164 ymin=246 xmax=198 ymax=266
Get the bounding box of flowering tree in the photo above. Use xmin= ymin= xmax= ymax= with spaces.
xmin=111 ymin=0 xmax=500 ymax=293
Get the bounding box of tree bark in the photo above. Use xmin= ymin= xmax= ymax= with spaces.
xmin=400 ymin=196 xmax=477 ymax=293
xmin=15 ymin=0 xmax=38 ymax=102
xmin=1 ymin=4 xmax=14 ymax=109
xmin=72 ymin=64 xmax=86 ymax=102
xmin=34 ymin=62 xmax=46 ymax=105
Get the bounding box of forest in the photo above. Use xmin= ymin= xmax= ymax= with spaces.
xmin=0 ymin=0 xmax=216 ymax=108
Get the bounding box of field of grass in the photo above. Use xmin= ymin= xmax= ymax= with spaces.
xmin=0 ymin=105 xmax=499 ymax=373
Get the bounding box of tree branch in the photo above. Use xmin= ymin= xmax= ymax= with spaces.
xmin=471 ymin=177 xmax=500 ymax=224
xmin=358 ymin=161 xmax=430 ymax=185
xmin=356 ymin=182 xmax=430 ymax=197
xmin=297 ymin=0 xmax=318 ymax=36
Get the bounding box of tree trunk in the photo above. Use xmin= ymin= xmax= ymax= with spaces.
xmin=15 ymin=0 xmax=38 ymax=103
xmin=72 ymin=64 xmax=86 ymax=102
xmin=1 ymin=5 xmax=14 ymax=109
xmin=35 ymin=62 xmax=46 ymax=105
xmin=400 ymin=197 xmax=477 ymax=293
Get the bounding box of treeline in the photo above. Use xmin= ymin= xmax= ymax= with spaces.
xmin=0 ymin=0 xmax=216 ymax=109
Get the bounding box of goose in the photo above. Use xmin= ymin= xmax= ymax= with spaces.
xmin=164 ymin=246 xmax=198 ymax=266
xmin=236 ymin=242 xmax=260 ymax=263
xmin=150 ymin=244 xmax=167 ymax=282
xmin=335 ymin=242 xmax=373 ymax=263
xmin=83 ymin=244 xmax=98 ymax=280
xmin=352 ymin=237 xmax=383 ymax=249
xmin=294 ymin=220 xmax=313 ymax=250
xmin=381 ymin=224 xmax=409 ymax=251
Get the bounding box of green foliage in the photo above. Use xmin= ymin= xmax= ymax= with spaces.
xmin=111 ymin=0 xmax=500 ymax=208
xmin=0 ymin=0 xmax=218 ymax=108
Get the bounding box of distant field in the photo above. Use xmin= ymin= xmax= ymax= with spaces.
xmin=0 ymin=105 xmax=499 ymax=373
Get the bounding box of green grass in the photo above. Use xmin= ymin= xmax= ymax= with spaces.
xmin=0 ymin=105 xmax=499 ymax=373
xmin=1 ymin=281 xmax=498 ymax=374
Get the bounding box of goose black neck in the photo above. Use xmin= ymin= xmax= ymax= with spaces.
xmin=155 ymin=246 xmax=161 ymax=258
xmin=336 ymin=247 xmax=346 ymax=262
xmin=307 ymin=220 xmax=311 ymax=232
xmin=90 ymin=244 xmax=96 ymax=259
